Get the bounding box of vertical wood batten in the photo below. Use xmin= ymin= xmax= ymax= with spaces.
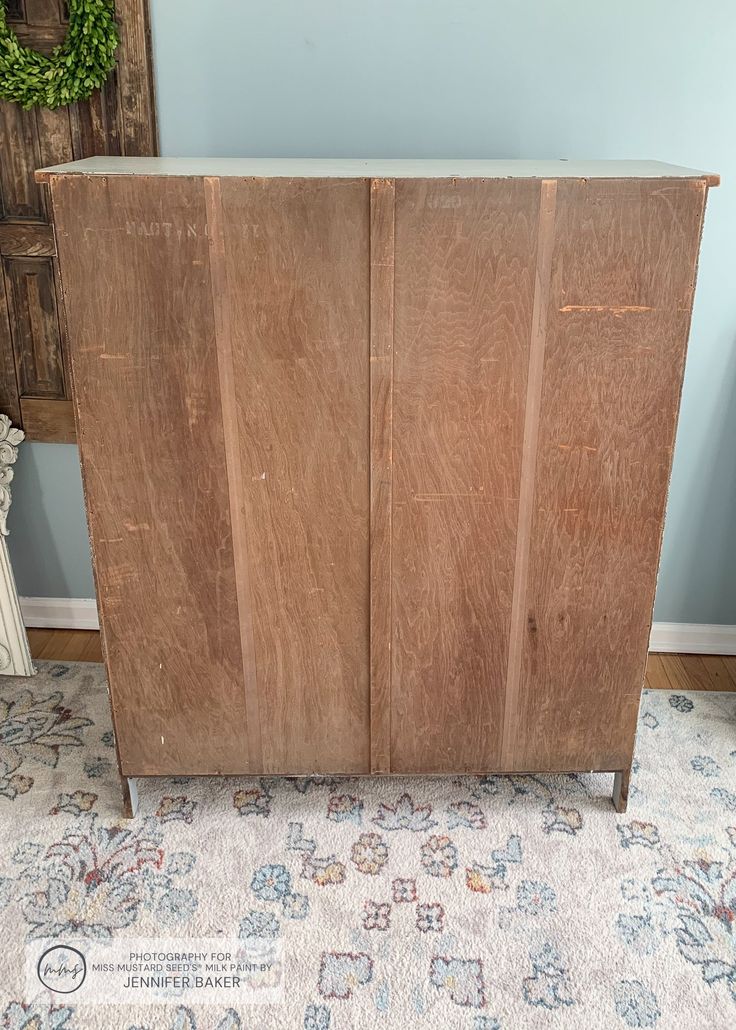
xmin=501 ymin=179 xmax=558 ymax=769
xmin=369 ymin=178 xmax=395 ymax=773
xmin=203 ymin=176 xmax=263 ymax=771
xmin=49 ymin=173 xmax=132 ymax=795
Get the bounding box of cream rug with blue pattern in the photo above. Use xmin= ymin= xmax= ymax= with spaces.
xmin=0 ymin=662 xmax=734 ymax=1029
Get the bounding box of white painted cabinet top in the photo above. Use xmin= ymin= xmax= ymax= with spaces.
xmin=36 ymin=157 xmax=719 ymax=185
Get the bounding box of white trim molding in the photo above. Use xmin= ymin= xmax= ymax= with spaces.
xmin=21 ymin=597 xmax=99 ymax=631
xmin=649 ymin=622 xmax=736 ymax=655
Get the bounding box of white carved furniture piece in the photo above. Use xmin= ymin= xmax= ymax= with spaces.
xmin=0 ymin=415 xmax=34 ymax=677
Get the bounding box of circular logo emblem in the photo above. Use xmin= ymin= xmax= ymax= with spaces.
xmin=37 ymin=945 xmax=87 ymax=993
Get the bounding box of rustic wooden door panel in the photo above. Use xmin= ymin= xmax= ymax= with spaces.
xmin=50 ymin=175 xmax=250 ymax=775
xmin=0 ymin=0 xmax=156 ymax=441
xmin=0 ymin=223 xmax=55 ymax=256
xmin=0 ymin=273 xmax=20 ymax=424
xmin=5 ymin=1 xmax=25 ymax=21
xmin=212 ymin=178 xmax=371 ymax=774
xmin=505 ymin=179 xmax=707 ymax=772
xmin=3 ymin=256 xmax=64 ymax=396
xmin=389 ymin=179 xmax=541 ymax=772
xmin=0 ymin=104 xmax=47 ymax=220
xmin=15 ymin=1 xmax=66 ymax=33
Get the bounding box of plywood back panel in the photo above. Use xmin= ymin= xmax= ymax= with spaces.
xmin=46 ymin=167 xmax=713 ymax=784
xmin=389 ymin=179 xmax=541 ymax=772
xmin=51 ymin=175 xmax=250 ymax=776
xmin=503 ymin=179 xmax=708 ymax=772
xmin=211 ymin=178 xmax=371 ymax=774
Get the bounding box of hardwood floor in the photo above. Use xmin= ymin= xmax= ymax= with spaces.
xmin=25 ymin=629 xmax=736 ymax=692
xmin=27 ymin=628 xmax=103 ymax=663
xmin=645 ymin=653 xmax=736 ymax=692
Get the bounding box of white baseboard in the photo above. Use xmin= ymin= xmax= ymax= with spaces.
xmin=21 ymin=597 xmax=99 ymax=631
xmin=18 ymin=600 xmax=736 ymax=656
xmin=649 ymin=622 xmax=736 ymax=655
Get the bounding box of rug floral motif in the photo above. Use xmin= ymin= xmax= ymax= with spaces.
xmin=0 ymin=663 xmax=734 ymax=1029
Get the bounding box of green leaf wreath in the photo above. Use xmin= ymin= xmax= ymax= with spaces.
xmin=0 ymin=0 xmax=118 ymax=110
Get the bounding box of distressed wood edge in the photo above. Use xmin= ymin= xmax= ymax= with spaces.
xmin=20 ymin=398 xmax=76 ymax=443
xmin=23 ymin=2 xmax=157 ymax=446
xmin=0 ymin=263 xmax=21 ymax=426
xmin=119 ymin=761 xmax=633 ymax=779
xmin=500 ymin=179 xmax=558 ymax=769
xmin=46 ymin=176 xmax=125 ymax=788
xmin=203 ymin=176 xmax=263 ymax=771
xmin=31 ymin=0 xmax=158 ymax=185
xmin=369 ymin=178 xmax=395 ymax=774
xmin=0 ymin=223 xmax=55 ymax=257
xmin=632 ymin=179 xmax=711 ymax=723
xmin=115 ymin=0 xmax=159 ymax=156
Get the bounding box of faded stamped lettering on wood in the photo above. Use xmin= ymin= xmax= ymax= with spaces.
xmin=51 ymin=175 xmax=248 ymax=776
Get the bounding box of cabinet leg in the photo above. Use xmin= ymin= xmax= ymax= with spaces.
xmin=612 ymin=767 xmax=631 ymax=813
xmin=122 ymin=776 xmax=139 ymax=819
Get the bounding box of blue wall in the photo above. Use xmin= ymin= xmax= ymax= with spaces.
xmin=11 ymin=0 xmax=736 ymax=622
xmin=9 ymin=443 xmax=95 ymax=597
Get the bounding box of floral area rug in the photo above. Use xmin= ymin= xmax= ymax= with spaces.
xmin=0 ymin=661 xmax=734 ymax=1030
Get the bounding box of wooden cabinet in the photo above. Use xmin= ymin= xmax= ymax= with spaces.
xmin=37 ymin=158 xmax=717 ymax=812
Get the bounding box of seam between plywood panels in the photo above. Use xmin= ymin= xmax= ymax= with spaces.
xmin=501 ymin=179 xmax=558 ymax=769
xmin=203 ymin=176 xmax=263 ymax=771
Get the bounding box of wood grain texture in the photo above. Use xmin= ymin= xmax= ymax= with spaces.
xmin=0 ymin=104 xmax=46 ymax=220
xmin=390 ymin=178 xmax=541 ymax=772
xmin=43 ymin=167 xmax=715 ymax=785
xmin=0 ymin=0 xmax=156 ymax=442
xmin=501 ymin=180 xmax=557 ymax=765
xmin=0 ymin=271 xmax=20 ymax=425
xmin=509 ymin=179 xmax=708 ymax=772
xmin=50 ymin=174 xmax=249 ymax=776
xmin=20 ymin=397 xmax=75 ymax=442
xmin=699 ymin=655 xmax=736 ymax=690
xmin=3 ymin=256 xmax=64 ymax=397
xmin=369 ymin=179 xmax=395 ymax=773
xmin=218 ymin=177 xmax=371 ymax=774
xmin=28 ymin=628 xmax=736 ymax=697
xmin=646 ymin=653 xmax=736 ymax=692
xmin=114 ymin=0 xmax=158 ymax=156
xmin=28 ymin=628 xmax=104 ymax=663
xmin=643 ymin=653 xmax=675 ymax=691
xmin=0 ymin=223 xmax=55 ymax=257
xmin=0 ymin=100 xmax=72 ymax=430
xmin=204 ymin=176 xmax=263 ymax=771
